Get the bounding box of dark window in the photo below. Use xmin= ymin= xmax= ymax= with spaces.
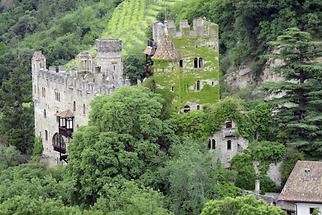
xmin=194 ymin=58 xmax=198 ymax=68
xmin=171 ymin=86 xmax=176 ymax=91
xmin=212 ymin=81 xmax=214 ymax=86
xmin=227 ymin=140 xmax=232 ymax=150
xmin=73 ymin=101 xmax=76 ymax=112
xmin=197 ymin=105 xmax=200 ymax=110
xmin=196 ymin=80 xmax=201 ymax=91
xmin=44 ymin=109 xmax=46 ymax=118
xmin=208 ymin=139 xmax=211 ymax=149
xmin=183 ymin=105 xmax=190 ymax=113
xmin=310 ymin=208 xmax=318 ymax=214
xmin=179 ymin=60 xmax=183 ymax=68
xmin=45 ymin=130 xmax=48 ymax=141
xmin=55 ymin=92 xmax=60 ymax=102
xmin=83 ymin=104 xmax=86 ymax=115
xmin=226 ymin=121 xmax=232 ymax=128
xmin=199 ymin=57 xmax=203 ymax=68
xmin=212 ymin=139 xmax=216 ymax=149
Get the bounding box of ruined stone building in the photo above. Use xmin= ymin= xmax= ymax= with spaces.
xmin=208 ymin=120 xmax=249 ymax=168
xmin=144 ymin=18 xmax=220 ymax=111
xmin=32 ymin=39 xmax=128 ymax=165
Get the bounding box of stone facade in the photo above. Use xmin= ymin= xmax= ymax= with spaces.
xmin=145 ymin=18 xmax=220 ymax=111
xmin=32 ymin=39 xmax=128 ymax=165
xmin=207 ymin=120 xmax=249 ymax=168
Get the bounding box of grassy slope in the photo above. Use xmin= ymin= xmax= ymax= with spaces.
xmin=101 ymin=0 xmax=183 ymax=55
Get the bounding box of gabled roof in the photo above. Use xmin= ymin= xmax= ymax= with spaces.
xmin=278 ymin=161 xmax=322 ymax=203
xmin=56 ymin=110 xmax=74 ymax=118
xmin=152 ymin=29 xmax=180 ymax=61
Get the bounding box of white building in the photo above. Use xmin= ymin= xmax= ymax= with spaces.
xmin=278 ymin=161 xmax=322 ymax=215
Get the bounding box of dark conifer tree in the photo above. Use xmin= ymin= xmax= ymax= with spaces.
xmin=265 ymin=28 xmax=322 ymax=156
xmin=0 ymin=62 xmax=34 ymax=155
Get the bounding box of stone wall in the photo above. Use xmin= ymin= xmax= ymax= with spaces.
xmin=32 ymin=39 xmax=128 ymax=166
xmin=208 ymin=120 xmax=249 ymax=168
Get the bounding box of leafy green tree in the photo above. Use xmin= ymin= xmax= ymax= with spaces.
xmin=32 ymin=136 xmax=43 ymax=158
xmin=68 ymin=86 xmax=178 ymax=204
xmin=0 ymin=164 xmax=75 ymax=206
xmin=264 ymin=28 xmax=322 ymax=156
xmin=201 ymin=195 xmax=286 ymax=215
xmin=160 ymin=139 xmax=214 ymax=215
xmin=123 ymin=53 xmax=146 ymax=85
xmin=94 ymin=180 xmax=172 ymax=215
xmin=0 ymin=145 xmax=24 ymax=170
xmin=0 ymin=62 xmax=34 ymax=154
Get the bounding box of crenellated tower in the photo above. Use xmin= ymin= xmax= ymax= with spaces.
xmin=145 ymin=18 xmax=220 ymax=111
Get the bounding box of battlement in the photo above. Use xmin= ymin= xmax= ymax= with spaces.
xmin=153 ymin=18 xmax=219 ymax=45
xmin=96 ymin=39 xmax=122 ymax=53
xmin=37 ymin=68 xmax=117 ymax=97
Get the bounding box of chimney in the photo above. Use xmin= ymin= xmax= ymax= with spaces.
xmin=304 ymin=168 xmax=311 ymax=181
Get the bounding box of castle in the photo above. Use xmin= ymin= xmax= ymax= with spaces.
xmin=32 ymin=39 xmax=128 ymax=165
xmin=144 ymin=18 xmax=220 ymax=111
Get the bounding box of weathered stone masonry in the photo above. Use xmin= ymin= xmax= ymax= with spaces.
xmin=32 ymin=39 xmax=128 ymax=165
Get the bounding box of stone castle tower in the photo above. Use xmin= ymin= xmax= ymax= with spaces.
xmin=32 ymin=39 xmax=128 ymax=165
xmin=144 ymin=18 xmax=220 ymax=111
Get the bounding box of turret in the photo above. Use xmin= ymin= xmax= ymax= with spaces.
xmin=95 ymin=39 xmax=124 ymax=87
xmin=76 ymin=51 xmax=93 ymax=73
xmin=32 ymin=51 xmax=46 ymax=74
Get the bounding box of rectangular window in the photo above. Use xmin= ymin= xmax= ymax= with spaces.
xmin=44 ymin=109 xmax=46 ymax=118
xmin=83 ymin=104 xmax=86 ymax=115
xmin=45 ymin=130 xmax=48 ymax=141
xmin=73 ymin=101 xmax=76 ymax=112
xmin=227 ymin=140 xmax=232 ymax=150
xmin=212 ymin=139 xmax=216 ymax=149
xmin=42 ymin=87 xmax=46 ymax=97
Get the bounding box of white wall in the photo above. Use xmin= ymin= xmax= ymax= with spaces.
xmin=296 ymin=203 xmax=322 ymax=215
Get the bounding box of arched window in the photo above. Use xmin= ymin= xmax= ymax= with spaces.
xmin=199 ymin=57 xmax=203 ymax=68
xmin=212 ymin=139 xmax=216 ymax=149
xmin=194 ymin=58 xmax=198 ymax=68
xmin=196 ymin=80 xmax=201 ymax=91
xmin=52 ymin=133 xmax=66 ymax=154
xmin=226 ymin=120 xmax=232 ymax=128
xmin=227 ymin=140 xmax=232 ymax=150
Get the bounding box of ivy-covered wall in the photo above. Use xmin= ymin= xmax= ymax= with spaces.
xmin=150 ymin=20 xmax=220 ymax=110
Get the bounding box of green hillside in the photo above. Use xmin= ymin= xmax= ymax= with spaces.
xmin=102 ymin=0 xmax=183 ymax=55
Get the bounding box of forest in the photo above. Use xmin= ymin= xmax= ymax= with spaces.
xmin=0 ymin=0 xmax=321 ymax=214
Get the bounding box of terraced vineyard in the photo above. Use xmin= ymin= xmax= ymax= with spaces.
xmin=101 ymin=0 xmax=183 ymax=55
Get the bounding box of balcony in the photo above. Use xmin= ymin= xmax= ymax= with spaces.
xmin=59 ymin=127 xmax=73 ymax=138
xmin=223 ymin=128 xmax=237 ymax=137
xmin=53 ymin=144 xmax=66 ymax=154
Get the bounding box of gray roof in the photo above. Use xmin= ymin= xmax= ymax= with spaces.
xmin=278 ymin=161 xmax=322 ymax=203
